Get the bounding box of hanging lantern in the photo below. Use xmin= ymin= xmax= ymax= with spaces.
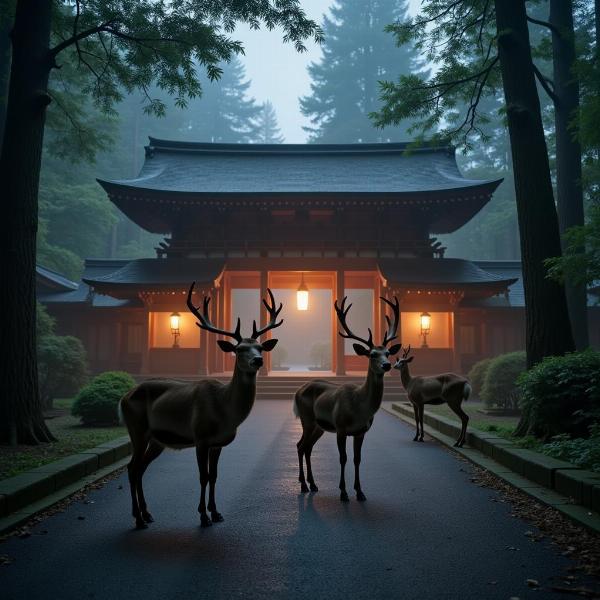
xmin=420 ymin=312 xmax=431 ymax=348
xmin=170 ymin=312 xmax=181 ymax=348
xmin=297 ymin=273 xmax=309 ymax=311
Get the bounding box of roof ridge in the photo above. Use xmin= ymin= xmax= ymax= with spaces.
xmin=146 ymin=137 xmax=454 ymax=156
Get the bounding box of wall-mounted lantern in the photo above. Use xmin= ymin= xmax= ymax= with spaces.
xmin=420 ymin=311 xmax=431 ymax=348
xmin=170 ymin=312 xmax=181 ymax=348
xmin=297 ymin=273 xmax=309 ymax=311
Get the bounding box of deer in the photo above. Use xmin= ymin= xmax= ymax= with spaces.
xmin=119 ymin=283 xmax=283 ymax=529
xmin=293 ymin=296 xmax=401 ymax=502
xmin=393 ymin=345 xmax=471 ymax=447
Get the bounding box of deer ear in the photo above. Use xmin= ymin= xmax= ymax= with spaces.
xmin=406 ymin=356 xmax=415 ymax=363
xmin=353 ymin=343 xmax=370 ymax=357
xmin=217 ymin=340 xmax=237 ymax=353
xmin=261 ymin=338 xmax=278 ymax=352
xmin=388 ymin=343 xmax=402 ymax=356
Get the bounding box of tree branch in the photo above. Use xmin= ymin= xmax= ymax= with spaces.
xmin=533 ymin=64 xmax=558 ymax=103
xmin=526 ymin=15 xmax=560 ymax=35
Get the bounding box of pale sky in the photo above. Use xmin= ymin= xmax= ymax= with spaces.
xmin=233 ymin=0 xmax=422 ymax=142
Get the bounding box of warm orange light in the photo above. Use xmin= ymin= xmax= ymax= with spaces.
xmin=297 ymin=273 xmax=309 ymax=311
xmin=420 ymin=312 xmax=431 ymax=334
xmin=170 ymin=312 xmax=181 ymax=348
xmin=420 ymin=312 xmax=431 ymax=348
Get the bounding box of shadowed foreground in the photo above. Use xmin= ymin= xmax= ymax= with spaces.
xmin=0 ymin=402 xmax=585 ymax=599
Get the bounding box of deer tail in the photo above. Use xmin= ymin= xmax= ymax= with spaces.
xmin=293 ymin=392 xmax=300 ymax=418
xmin=118 ymin=385 xmax=139 ymax=425
xmin=463 ymin=382 xmax=472 ymax=402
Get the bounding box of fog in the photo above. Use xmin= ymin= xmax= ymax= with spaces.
xmin=233 ymin=0 xmax=422 ymax=142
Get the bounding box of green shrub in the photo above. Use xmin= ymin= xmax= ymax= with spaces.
xmin=481 ymin=351 xmax=526 ymax=410
xmin=91 ymin=371 xmax=136 ymax=391
xmin=38 ymin=335 xmax=88 ymax=408
xmin=541 ymin=424 xmax=600 ymax=473
xmin=467 ymin=358 xmax=492 ymax=396
xmin=72 ymin=371 xmax=135 ymax=425
xmin=517 ymin=349 xmax=600 ymax=439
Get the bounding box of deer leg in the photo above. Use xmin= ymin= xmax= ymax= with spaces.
xmin=411 ymin=402 xmax=420 ymax=441
xmin=136 ymin=440 xmax=164 ymax=524
xmin=306 ymin=428 xmax=324 ymax=492
xmin=127 ymin=436 xmax=148 ymax=530
xmin=418 ymin=404 xmax=425 ymax=442
xmin=297 ymin=429 xmax=310 ymax=493
xmin=353 ymin=434 xmax=366 ymax=501
xmin=448 ymin=402 xmax=469 ymax=447
xmin=337 ymin=433 xmax=349 ymax=502
xmin=207 ymin=447 xmax=224 ymax=523
xmin=196 ymin=445 xmax=212 ymax=528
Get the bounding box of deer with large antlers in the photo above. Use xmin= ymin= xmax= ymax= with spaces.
xmin=293 ymin=296 xmax=401 ymax=502
xmin=393 ymin=345 xmax=471 ymax=447
xmin=119 ymin=283 xmax=283 ymax=529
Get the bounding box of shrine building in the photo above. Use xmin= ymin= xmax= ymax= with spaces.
xmin=36 ymin=138 xmax=600 ymax=377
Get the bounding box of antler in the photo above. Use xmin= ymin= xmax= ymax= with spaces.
xmin=334 ymin=297 xmax=374 ymax=349
xmin=252 ymin=288 xmax=284 ymax=339
xmin=381 ymin=296 xmax=400 ymax=346
xmin=187 ymin=282 xmax=243 ymax=343
xmin=402 ymin=344 xmax=412 ymax=359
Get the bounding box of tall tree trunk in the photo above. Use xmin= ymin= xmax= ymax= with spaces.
xmin=0 ymin=0 xmax=14 ymax=150
xmin=494 ymin=0 xmax=575 ymax=374
xmin=550 ymin=0 xmax=588 ymax=349
xmin=0 ymin=0 xmax=55 ymax=444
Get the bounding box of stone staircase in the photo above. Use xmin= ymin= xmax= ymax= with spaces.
xmin=136 ymin=373 xmax=407 ymax=402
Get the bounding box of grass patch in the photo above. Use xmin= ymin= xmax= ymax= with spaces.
xmin=0 ymin=398 xmax=126 ymax=481
xmin=419 ymin=401 xmax=544 ymax=452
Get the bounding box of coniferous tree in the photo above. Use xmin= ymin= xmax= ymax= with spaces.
xmin=300 ymin=0 xmax=424 ymax=143
xmin=255 ymin=100 xmax=285 ymax=143
xmin=182 ymin=57 xmax=261 ymax=143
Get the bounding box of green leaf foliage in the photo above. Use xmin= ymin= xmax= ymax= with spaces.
xmin=38 ymin=335 xmax=89 ymax=407
xmin=517 ymin=349 xmax=600 ymax=440
xmin=301 ymin=0 xmax=425 ymax=143
xmin=36 ymin=303 xmax=56 ymax=340
xmin=541 ymin=424 xmax=600 ymax=473
xmin=72 ymin=371 xmax=136 ymax=426
xmin=467 ymin=357 xmax=492 ymax=396
xmin=545 ymin=204 xmax=600 ymax=288
xmin=481 ymin=351 xmax=526 ymax=410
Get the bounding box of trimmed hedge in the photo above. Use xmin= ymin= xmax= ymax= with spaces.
xmin=481 ymin=351 xmax=526 ymax=410
xmin=72 ymin=371 xmax=135 ymax=426
xmin=467 ymin=358 xmax=492 ymax=397
xmin=517 ymin=349 xmax=600 ymax=439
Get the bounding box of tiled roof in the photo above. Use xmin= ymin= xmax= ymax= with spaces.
xmin=379 ymin=258 xmax=517 ymax=291
xmin=99 ymin=138 xmax=502 ymax=195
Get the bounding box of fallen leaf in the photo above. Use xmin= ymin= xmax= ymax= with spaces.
xmin=526 ymin=579 xmax=539 ymax=588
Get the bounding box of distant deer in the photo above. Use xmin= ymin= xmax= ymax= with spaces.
xmin=120 ymin=283 xmax=283 ymax=529
xmin=393 ymin=345 xmax=471 ymax=447
xmin=294 ymin=296 xmax=401 ymax=502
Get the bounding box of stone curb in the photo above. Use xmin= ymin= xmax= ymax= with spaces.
xmin=0 ymin=436 xmax=131 ymax=529
xmin=387 ymin=402 xmax=600 ymax=534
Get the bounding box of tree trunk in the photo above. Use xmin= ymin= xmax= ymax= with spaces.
xmin=0 ymin=0 xmax=14 ymax=150
xmin=550 ymin=0 xmax=588 ymax=349
xmin=0 ymin=0 xmax=55 ymax=444
xmin=494 ymin=0 xmax=575 ymax=374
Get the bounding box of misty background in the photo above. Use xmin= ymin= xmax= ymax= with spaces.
xmin=38 ymin=0 xmax=530 ymax=300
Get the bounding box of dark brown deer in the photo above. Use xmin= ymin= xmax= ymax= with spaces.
xmin=393 ymin=345 xmax=471 ymax=447
xmin=293 ymin=296 xmax=401 ymax=502
xmin=120 ymin=283 xmax=283 ymax=529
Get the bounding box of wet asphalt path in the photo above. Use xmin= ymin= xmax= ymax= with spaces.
xmin=0 ymin=402 xmax=582 ymax=599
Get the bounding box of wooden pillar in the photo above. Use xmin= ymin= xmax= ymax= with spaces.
xmin=141 ymin=310 xmax=151 ymax=375
xmin=208 ymin=287 xmax=218 ymax=374
xmin=336 ymin=269 xmax=345 ymax=375
xmin=216 ymin=285 xmax=225 ymax=372
xmin=453 ymin=309 xmax=462 ymax=373
xmin=259 ymin=269 xmax=269 ymax=375
xmin=199 ymin=327 xmax=209 ymax=376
